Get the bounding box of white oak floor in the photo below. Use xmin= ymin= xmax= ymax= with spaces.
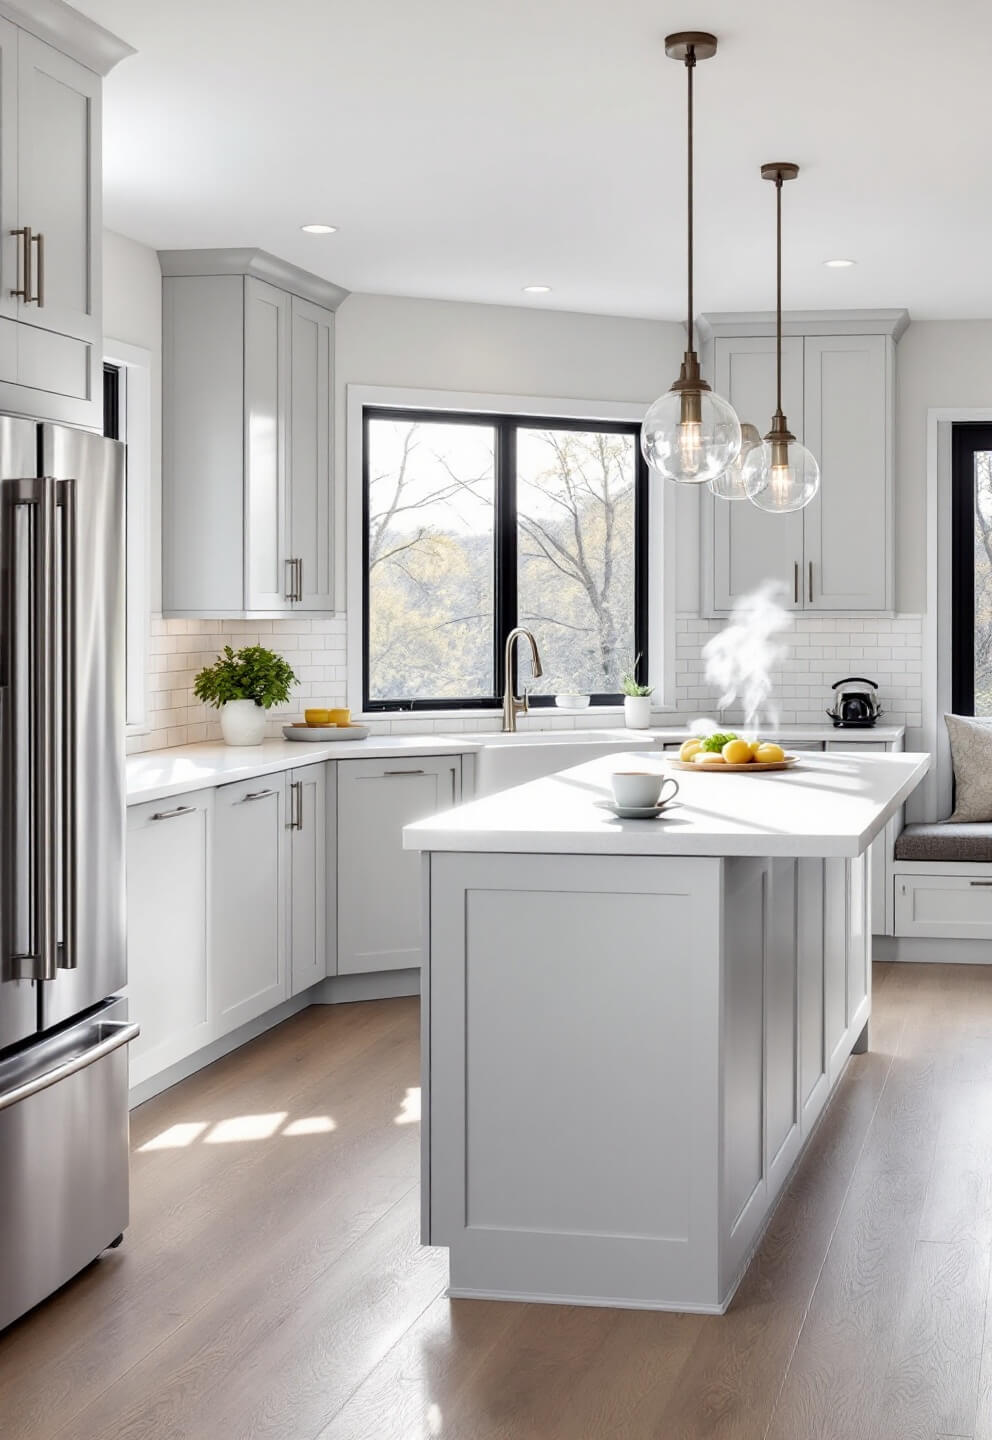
xmin=3 ymin=961 xmax=992 ymax=1439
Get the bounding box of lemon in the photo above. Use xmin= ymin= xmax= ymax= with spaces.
xmin=722 ymin=738 xmax=753 ymax=765
xmin=754 ymin=742 xmax=786 ymax=764
xmin=694 ymin=750 xmax=726 ymax=765
xmin=679 ymin=738 xmax=703 ymax=763
xmin=748 ymin=739 xmax=762 ymax=756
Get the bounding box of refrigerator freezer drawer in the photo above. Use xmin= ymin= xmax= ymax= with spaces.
xmin=0 ymin=1014 xmax=138 ymax=1331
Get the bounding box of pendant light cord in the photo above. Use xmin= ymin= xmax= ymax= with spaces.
xmin=775 ymin=170 xmax=783 ymax=417
xmin=685 ymin=46 xmax=696 ymax=353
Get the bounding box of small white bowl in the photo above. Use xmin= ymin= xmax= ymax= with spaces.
xmin=555 ymin=693 xmax=590 ymax=710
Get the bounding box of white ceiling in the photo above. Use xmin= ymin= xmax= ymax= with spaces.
xmin=75 ymin=0 xmax=992 ymax=321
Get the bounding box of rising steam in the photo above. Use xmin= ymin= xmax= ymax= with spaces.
xmin=701 ymin=580 xmax=792 ymax=730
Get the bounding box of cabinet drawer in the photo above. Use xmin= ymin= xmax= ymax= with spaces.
xmin=826 ymin=741 xmax=887 ymax=753
xmin=895 ymin=874 xmax=992 ymax=939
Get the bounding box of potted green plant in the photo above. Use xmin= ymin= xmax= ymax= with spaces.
xmin=620 ymin=658 xmax=654 ymax=730
xmin=193 ymin=645 xmax=297 ymax=746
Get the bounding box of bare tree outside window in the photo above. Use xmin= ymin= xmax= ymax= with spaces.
xmin=367 ymin=419 xmax=495 ymax=702
xmin=364 ymin=410 xmax=646 ymax=708
xmin=517 ymin=428 xmax=636 ymax=694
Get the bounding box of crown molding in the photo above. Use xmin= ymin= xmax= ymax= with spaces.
xmin=0 ymin=0 xmax=135 ymax=74
xmin=696 ymin=309 xmax=911 ymax=343
xmin=158 ymin=248 xmax=350 ymax=311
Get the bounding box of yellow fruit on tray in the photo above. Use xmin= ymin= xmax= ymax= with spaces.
xmin=694 ymin=750 xmax=726 ymax=764
xmin=754 ymin=742 xmax=786 ymax=764
xmin=679 ymin=738 xmax=703 ymax=762
xmin=722 ymin=738 xmax=753 ymax=766
xmin=748 ymin=739 xmax=762 ymax=756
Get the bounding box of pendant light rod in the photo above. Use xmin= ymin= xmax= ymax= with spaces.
xmin=686 ymin=47 xmax=694 ymax=350
xmin=665 ymin=31 xmax=717 ymax=357
xmin=760 ymin=162 xmax=799 ymax=434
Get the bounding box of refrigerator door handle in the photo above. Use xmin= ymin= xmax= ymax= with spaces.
xmin=55 ymin=479 xmax=77 ymax=970
xmin=4 ymin=477 xmax=57 ymax=983
xmin=0 ymin=1020 xmax=140 ymax=1112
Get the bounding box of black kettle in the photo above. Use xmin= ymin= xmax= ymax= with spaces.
xmin=826 ymin=677 xmax=883 ymax=727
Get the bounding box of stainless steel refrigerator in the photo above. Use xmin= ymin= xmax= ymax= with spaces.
xmin=0 ymin=417 xmax=139 ymax=1333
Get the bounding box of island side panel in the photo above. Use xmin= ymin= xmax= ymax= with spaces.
xmin=426 ymin=851 xmax=728 ymax=1312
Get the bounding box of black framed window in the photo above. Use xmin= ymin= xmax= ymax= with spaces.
xmin=951 ymin=423 xmax=992 ymax=715
xmin=363 ymin=407 xmax=649 ymax=711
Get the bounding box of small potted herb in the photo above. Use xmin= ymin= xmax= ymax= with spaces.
xmin=620 ymin=658 xmax=654 ymax=730
xmin=193 ymin=645 xmax=297 ymax=746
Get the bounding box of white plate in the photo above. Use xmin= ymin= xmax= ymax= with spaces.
xmin=595 ymin=799 xmax=675 ymax=820
xmin=283 ymin=724 xmax=370 ymax=742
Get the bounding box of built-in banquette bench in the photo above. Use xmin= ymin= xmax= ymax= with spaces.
xmin=891 ymin=822 xmax=992 ymax=955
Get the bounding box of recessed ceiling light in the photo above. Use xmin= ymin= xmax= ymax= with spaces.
xmin=522 ymin=284 xmax=551 ymax=294
xmin=301 ymin=223 xmax=337 ymax=235
xmin=823 ymin=258 xmax=855 ymax=268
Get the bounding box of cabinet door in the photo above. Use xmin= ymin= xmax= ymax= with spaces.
xmin=126 ymin=791 xmax=212 ymax=1088
xmin=289 ymin=764 xmax=327 ymax=995
xmin=337 ymin=757 xmax=460 ymax=974
xmin=707 ymin=337 xmax=805 ymax=614
xmin=289 ymin=297 xmax=333 ymax=610
xmin=803 ymin=335 xmax=891 ymax=611
xmin=244 ymin=277 xmax=291 ymax=611
xmin=16 ymin=35 xmax=100 ymax=349
xmin=212 ymin=778 xmax=287 ymax=1032
xmin=0 ymin=17 xmax=17 ymax=357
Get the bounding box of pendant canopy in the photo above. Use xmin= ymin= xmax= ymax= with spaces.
xmin=640 ymin=32 xmax=742 ymax=486
xmin=742 ymin=164 xmax=821 ymax=513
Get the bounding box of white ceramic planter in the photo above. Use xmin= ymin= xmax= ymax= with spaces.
xmin=623 ymin=694 xmax=652 ymax=730
xmin=220 ymin=699 xmax=267 ymax=746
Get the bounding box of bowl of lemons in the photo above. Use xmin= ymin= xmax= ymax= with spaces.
xmin=670 ymin=732 xmax=797 ymax=772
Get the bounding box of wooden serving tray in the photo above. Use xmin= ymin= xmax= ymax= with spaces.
xmin=667 ymin=755 xmax=800 ymax=773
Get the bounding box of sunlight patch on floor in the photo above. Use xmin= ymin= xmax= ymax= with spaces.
xmin=394 ymin=1087 xmax=421 ymax=1126
xmin=137 ymin=1121 xmax=209 ymax=1152
xmin=284 ymin=1115 xmax=337 ymax=1136
xmin=137 ymin=1112 xmax=342 ymax=1150
xmin=205 ymin=1112 xmax=288 ymax=1143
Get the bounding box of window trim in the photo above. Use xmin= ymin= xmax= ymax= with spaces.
xmin=104 ymin=337 xmax=152 ymax=735
xmin=350 ymin=386 xmax=672 ymax=717
xmin=361 ymin=405 xmax=648 ymax=712
xmin=950 ymin=421 xmax=992 ymax=717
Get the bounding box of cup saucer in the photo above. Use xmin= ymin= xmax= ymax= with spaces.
xmin=595 ymin=799 xmax=673 ymax=820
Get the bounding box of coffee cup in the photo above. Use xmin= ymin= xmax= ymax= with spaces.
xmin=610 ymin=770 xmax=680 ymax=809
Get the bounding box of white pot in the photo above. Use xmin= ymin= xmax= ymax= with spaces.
xmin=220 ymin=698 xmax=267 ymax=746
xmin=623 ymin=694 xmax=652 ymax=730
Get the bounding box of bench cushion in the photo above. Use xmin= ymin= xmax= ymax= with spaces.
xmin=895 ymin=822 xmax=992 ymax=863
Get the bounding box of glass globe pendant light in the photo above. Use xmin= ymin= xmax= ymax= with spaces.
xmin=641 ymin=33 xmax=742 ymax=485
xmin=708 ymin=422 xmax=762 ymax=499
xmin=743 ymin=164 xmax=821 ymax=513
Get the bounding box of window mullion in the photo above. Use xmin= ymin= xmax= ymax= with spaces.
xmin=495 ymin=417 xmax=518 ymax=698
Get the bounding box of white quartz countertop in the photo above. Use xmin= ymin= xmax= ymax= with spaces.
xmin=403 ymin=750 xmax=930 ymax=859
xmin=125 ymin=723 xmax=907 ymax=806
xmin=125 ymin=735 xmax=478 ymax=806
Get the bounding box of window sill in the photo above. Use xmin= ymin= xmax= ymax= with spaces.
xmin=358 ymin=702 xmax=680 ymax=724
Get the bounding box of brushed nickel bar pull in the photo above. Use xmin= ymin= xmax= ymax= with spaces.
xmin=56 ymin=479 xmax=77 ymax=969
xmin=30 ymin=232 xmax=43 ymax=307
xmin=808 ymin=561 xmax=814 ymax=604
xmin=793 ymin=561 xmax=799 ymax=605
xmin=284 ymin=558 xmax=295 ymax=601
xmin=9 ymin=226 xmax=30 ymax=300
xmin=288 ymin=779 xmax=303 ymax=830
xmin=151 ymin=805 xmax=196 ymax=822
xmin=969 ymin=880 xmax=992 ymax=887
xmin=240 ymin=788 xmax=276 ymax=802
xmin=383 ymin=769 xmax=425 ymax=777
xmin=296 ymin=557 xmax=303 ymax=602
xmin=0 ymin=1021 xmax=140 ymax=1112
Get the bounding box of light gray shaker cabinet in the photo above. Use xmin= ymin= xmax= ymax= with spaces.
xmin=160 ymin=249 xmax=346 ymax=618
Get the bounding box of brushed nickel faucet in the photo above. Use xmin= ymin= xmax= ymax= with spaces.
xmin=502 ymin=628 xmax=544 ymax=732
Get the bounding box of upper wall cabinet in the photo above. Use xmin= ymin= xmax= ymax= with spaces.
xmin=0 ymin=4 xmax=130 ymax=427
xmin=699 ymin=311 xmax=908 ymax=616
xmin=160 ymin=250 xmax=347 ymax=618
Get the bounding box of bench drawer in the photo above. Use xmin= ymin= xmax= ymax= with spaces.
xmin=896 ymin=873 xmax=992 ymax=939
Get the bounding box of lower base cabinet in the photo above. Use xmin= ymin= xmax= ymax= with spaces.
xmin=289 ymin=763 xmax=328 ymax=995
xmin=336 ymin=756 xmax=461 ymax=974
xmin=126 ymin=791 xmax=213 ymax=1089
xmin=212 ymin=777 xmax=288 ymax=1032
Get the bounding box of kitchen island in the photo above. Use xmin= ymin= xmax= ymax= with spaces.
xmin=404 ymin=749 xmax=929 ymax=1314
